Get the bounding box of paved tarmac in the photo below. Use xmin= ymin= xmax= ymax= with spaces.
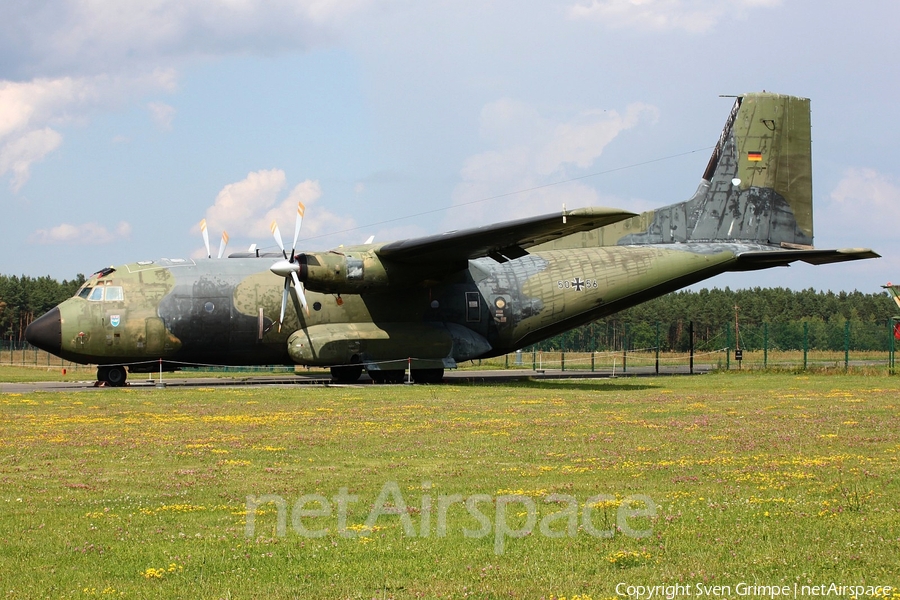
xmin=0 ymin=364 xmax=713 ymax=393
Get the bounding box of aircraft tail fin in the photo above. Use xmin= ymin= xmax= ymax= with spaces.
xmin=883 ymin=283 xmax=900 ymax=310
xmin=606 ymin=92 xmax=814 ymax=247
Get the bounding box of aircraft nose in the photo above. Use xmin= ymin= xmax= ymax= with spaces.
xmin=25 ymin=307 xmax=62 ymax=354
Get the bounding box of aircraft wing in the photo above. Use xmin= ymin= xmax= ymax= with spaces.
xmin=376 ymin=207 xmax=636 ymax=265
xmin=732 ymin=247 xmax=880 ymax=271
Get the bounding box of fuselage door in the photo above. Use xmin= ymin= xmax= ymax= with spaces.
xmin=465 ymin=291 xmax=481 ymax=322
xmin=145 ymin=317 xmax=166 ymax=354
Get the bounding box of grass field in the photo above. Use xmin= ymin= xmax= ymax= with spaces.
xmin=1 ymin=372 xmax=898 ymax=599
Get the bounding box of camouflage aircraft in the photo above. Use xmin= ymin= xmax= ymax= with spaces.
xmin=25 ymin=92 xmax=879 ymax=385
xmin=884 ymin=283 xmax=900 ymax=311
xmin=883 ymin=283 xmax=900 ymax=341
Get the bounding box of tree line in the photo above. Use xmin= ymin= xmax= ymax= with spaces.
xmin=532 ymin=287 xmax=897 ymax=353
xmin=0 ymin=274 xmax=85 ymax=342
xmin=1 ymin=273 xmax=895 ymax=351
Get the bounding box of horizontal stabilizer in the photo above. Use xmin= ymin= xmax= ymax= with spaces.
xmin=732 ymin=247 xmax=880 ymax=271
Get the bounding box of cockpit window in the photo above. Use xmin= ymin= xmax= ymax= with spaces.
xmin=78 ymin=283 xmax=125 ymax=301
xmin=105 ymin=286 xmax=124 ymax=302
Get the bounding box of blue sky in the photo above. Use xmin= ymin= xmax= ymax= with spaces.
xmin=2 ymin=0 xmax=898 ymax=293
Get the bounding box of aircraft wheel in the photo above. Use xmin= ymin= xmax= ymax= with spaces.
xmin=330 ymin=365 xmax=363 ymax=383
xmin=98 ymin=365 xmax=127 ymax=387
xmin=368 ymin=369 xmax=406 ymax=384
xmin=412 ymin=368 xmax=444 ymax=384
xmin=387 ymin=370 xmax=407 ymax=384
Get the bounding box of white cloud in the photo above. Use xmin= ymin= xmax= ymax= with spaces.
xmin=826 ymin=167 xmax=900 ymax=242
xmin=0 ymin=71 xmax=176 ymax=191
xmin=29 ymin=221 xmax=132 ymax=245
xmin=2 ymin=0 xmax=378 ymax=78
xmin=568 ymin=0 xmax=781 ymax=33
xmin=0 ymin=127 xmax=63 ymax=191
xmin=537 ymin=103 xmax=658 ymax=174
xmin=147 ymin=101 xmax=176 ymax=130
xmin=0 ymin=0 xmax=376 ymax=191
xmin=0 ymin=77 xmax=90 ymax=189
xmin=199 ymin=169 xmax=355 ymax=254
xmin=448 ymin=99 xmax=658 ymax=227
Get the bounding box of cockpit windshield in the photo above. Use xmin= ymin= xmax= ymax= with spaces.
xmin=76 ymin=285 xmax=125 ymax=302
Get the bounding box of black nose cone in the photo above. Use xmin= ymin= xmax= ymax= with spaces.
xmin=25 ymin=307 xmax=61 ymax=354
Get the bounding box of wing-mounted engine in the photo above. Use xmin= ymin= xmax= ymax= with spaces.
xmin=272 ymin=248 xmax=424 ymax=295
xmin=295 ymin=250 xmax=394 ymax=294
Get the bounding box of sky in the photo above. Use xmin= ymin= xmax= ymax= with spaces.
xmin=2 ymin=0 xmax=899 ymax=294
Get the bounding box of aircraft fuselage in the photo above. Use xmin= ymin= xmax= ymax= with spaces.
xmin=32 ymin=244 xmax=742 ymax=374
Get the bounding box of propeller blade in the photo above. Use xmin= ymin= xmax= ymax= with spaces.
xmin=291 ymin=271 xmax=309 ymax=315
xmin=217 ymin=231 xmax=229 ymax=259
xmin=270 ymin=220 xmax=287 ymax=258
xmin=290 ymin=202 xmax=305 ymax=259
xmin=200 ymin=219 xmax=211 ymax=258
xmin=278 ymin=278 xmax=290 ymax=332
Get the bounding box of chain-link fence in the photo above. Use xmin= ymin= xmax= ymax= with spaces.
xmin=475 ymin=320 xmax=900 ymax=373
xmin=3 ymin=319 xmax=898 ymax=375
xmin=0 ymin=342 xmax=89 ymax=372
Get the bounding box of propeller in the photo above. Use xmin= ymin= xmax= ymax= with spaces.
xmin=269 ymin=202 xmax=309 ymax=330
xmin=200 ymin=219 xmax=211 ymax=258
xmin=200 ymin=219 xmax=229 ymax=259
xmin=218 ymin=231 xmax=229 ymax=259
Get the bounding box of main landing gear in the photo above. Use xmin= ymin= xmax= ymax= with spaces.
xmin=330 ymin=364 xmax=364 ymax=383
xmin=328 ymin=367 xmax=445 ymax=384
xmin=328 ymin=356 xmax=445 ymax=384
xmin=97 ymin=365 xmax=127 ymax=387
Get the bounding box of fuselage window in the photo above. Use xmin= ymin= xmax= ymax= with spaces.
xmin=105 ymin=286 xmax=124 ymax=302
xmin=77 ymin=286 xmax=92 ymax=299
xmin=347 ymin=257 xmax=364 ymax=280
xmin=88 ymin=287 xmax=104 ymax=302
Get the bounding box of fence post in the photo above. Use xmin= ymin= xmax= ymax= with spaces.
xmin=803 ymin=321 xmax=809 ymax=370
xmin=725 ymin=323 xmax=731 ymax=370
xmin=890 ymin=319 xmax=897 ymax=375
xmin=844 ymin=320 xmax=850 ymax=371
xmin=622 ymin=323 xmax=628 ymax=374
xmin=591 ymin=351 xmax=595 ymax=372
xmin=763 ymin=323 xmax=768 ymax=369
xmin=689 ymin=321 xmax=694 ymax=375
xmin=655 ymin=321 xmax=660 ymax=375
xmin=561 ymin=351 xmax=565 ymax=372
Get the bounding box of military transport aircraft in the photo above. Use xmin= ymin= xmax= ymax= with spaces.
xmin=25 ymin=92 xmax=879 ymax=385
xmin=884 ymin=283 xmax=900 ymax=311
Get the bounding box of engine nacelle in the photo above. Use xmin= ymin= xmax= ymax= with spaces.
xmin=299 ymin=251 xmax=392 ymax=294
